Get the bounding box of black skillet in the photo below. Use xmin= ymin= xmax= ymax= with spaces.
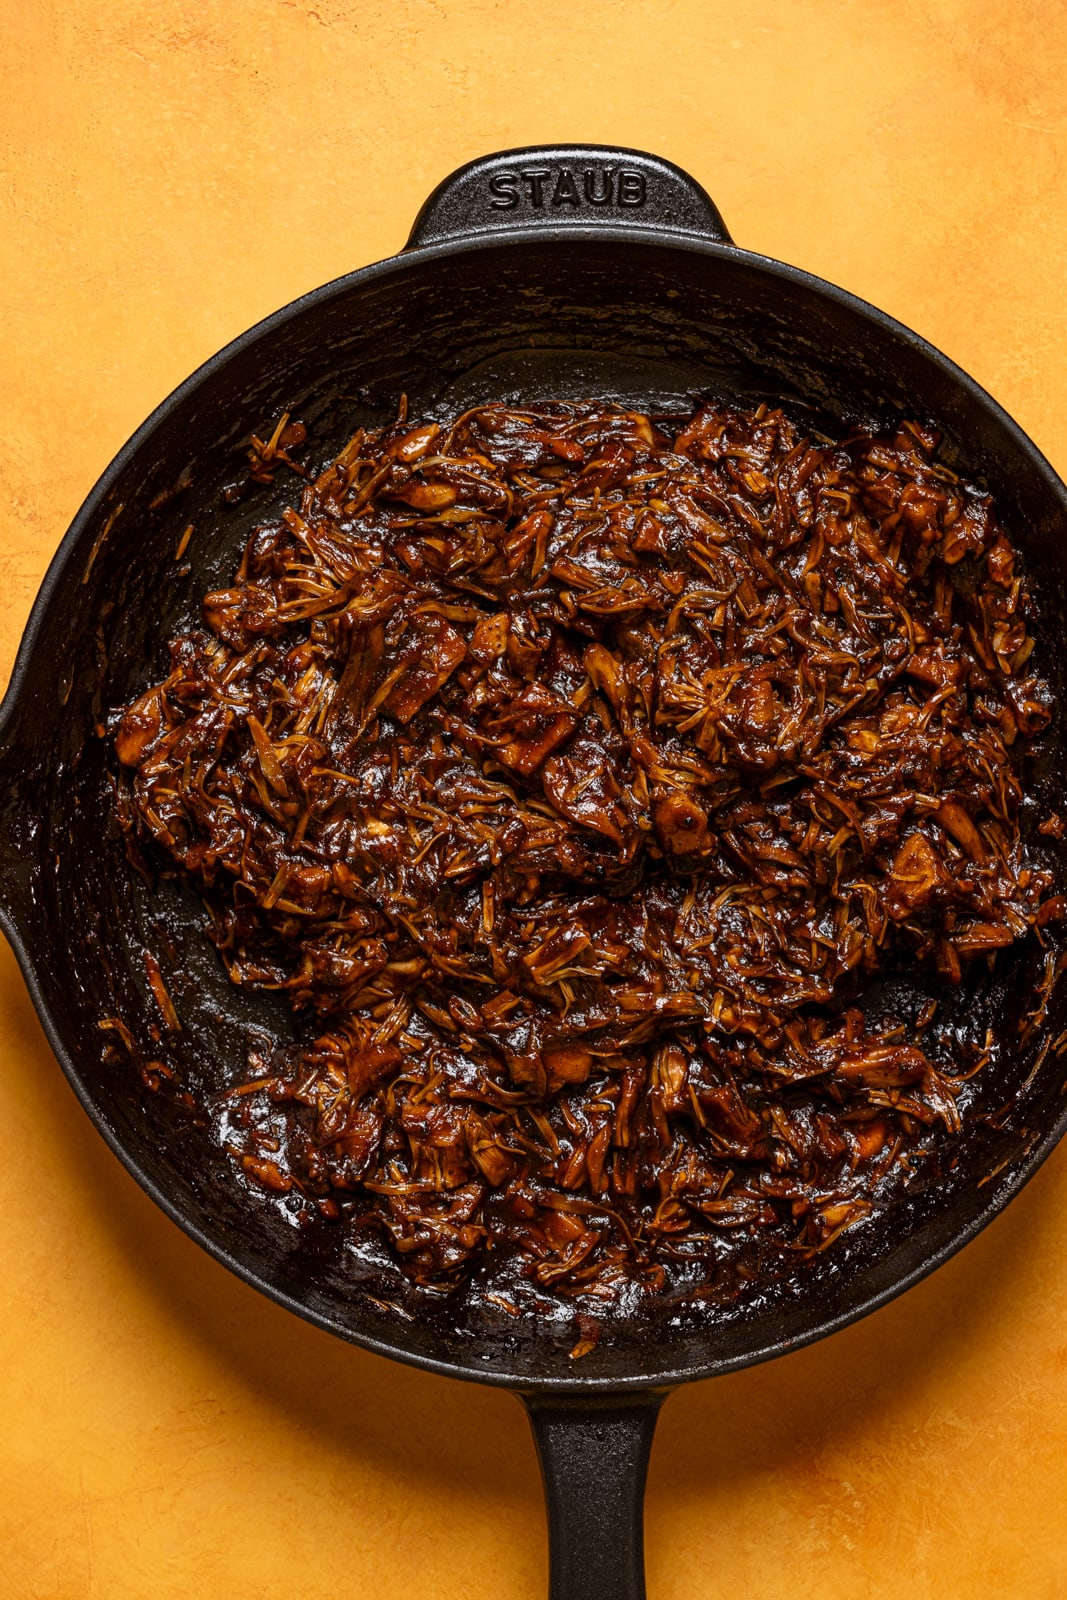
xmin=3 ymin=145 xmax=1067 ymax=1599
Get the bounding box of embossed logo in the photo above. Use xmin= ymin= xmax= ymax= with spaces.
xmin=487 ymin=165 xmax=647 ymax=211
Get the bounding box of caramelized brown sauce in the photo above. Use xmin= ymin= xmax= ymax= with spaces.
xmin=113 ymin=400 xmax=1059 ymax=1325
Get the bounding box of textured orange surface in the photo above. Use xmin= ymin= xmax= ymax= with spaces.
xmin=3 ymin=2 xmax=1067 ymax=1596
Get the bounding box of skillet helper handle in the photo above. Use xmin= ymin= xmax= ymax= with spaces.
xmin=405 ymin=145 xmax=732 ymax=250
xmin=522 ymin=1390 xmax=667 ymax=1600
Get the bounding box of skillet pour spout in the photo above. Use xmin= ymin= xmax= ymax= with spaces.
xmin=4 ymin=144 xmax=1067 ymax=1600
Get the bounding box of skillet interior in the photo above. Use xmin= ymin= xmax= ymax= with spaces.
xmin=4 ymin=231 xmax=1067 ymax=1389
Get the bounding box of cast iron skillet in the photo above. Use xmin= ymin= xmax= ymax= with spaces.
xmin=3 ymin=145 xmax=1067 ymax=1599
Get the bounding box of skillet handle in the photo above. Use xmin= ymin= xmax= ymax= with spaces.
xmin=405 ymin=145 xmax=732 ymax=250
xmin=521 ymin=1389 xmax=668 ymax=1600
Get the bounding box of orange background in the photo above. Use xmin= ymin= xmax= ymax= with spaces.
xmin=3 ymin=3 xmax=1067 ymax=1595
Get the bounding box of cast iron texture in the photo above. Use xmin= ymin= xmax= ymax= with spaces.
xmin=2 ymin=146 xmax=1065 ymax=1600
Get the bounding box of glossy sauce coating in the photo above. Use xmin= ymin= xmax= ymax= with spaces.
xmin=114 ymin=401 xmax=1058 ymax=1322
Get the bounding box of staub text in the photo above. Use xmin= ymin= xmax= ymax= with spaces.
xmin=487 ymin=166 xmax=647 ymax=210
